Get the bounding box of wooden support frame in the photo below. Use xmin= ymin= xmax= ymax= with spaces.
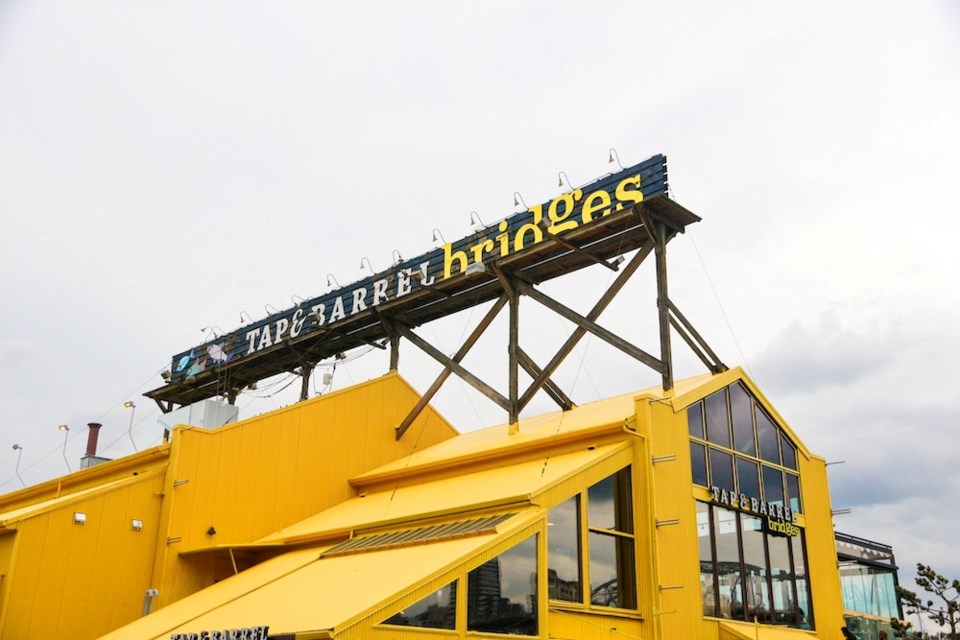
xmin=393 ymin=295 xmax=509 ymax=439
xmin=512 ymin=278 xmax=664 ymax=372
xmin=516 ymin=240 xmax=655 ymax=413
xmin=667 ymin=299 xmax=727 ymax=374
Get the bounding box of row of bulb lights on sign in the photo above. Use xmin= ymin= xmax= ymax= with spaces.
xmin=193 ymin=150 xmax=629 ymax=342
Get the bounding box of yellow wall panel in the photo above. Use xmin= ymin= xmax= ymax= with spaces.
xmin=0 ymin=472 xmax=163 ymax=640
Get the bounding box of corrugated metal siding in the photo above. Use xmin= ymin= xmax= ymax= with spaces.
xmin=157 ymin=373 xmax=458 ymax=607
xmin=0 ymin=471 xmax=164 ymax=640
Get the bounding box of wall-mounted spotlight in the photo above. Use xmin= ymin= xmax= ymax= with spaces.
xmin=326 ymin=274 xmax=340 ymax=289
xmin=558 ymin=171 xmax=574 ymax=190
xmin=160 ymin=369 xmax=172 ymax=381
xmin=73 ymin=512 xmax=87 ymax=524
xmin=264 ymin=305 xmax=279 ymax=316
xmin=432 ymin=228 xmax=446 ymax=244
xmin=57 ymin=424 xmax=71 ymax=472
xmin=131 ymin=519 xmax=143 ymax=532
xmin=608 ymin=147 xmax=625 ymax=170
xmin=392 ymin=249 xmax=404 ymax=265
xmin=239 ymin=310 xmax=254 ymax=324
xmin=291 ymin=295 xmax=304 ymax=307
xmin=513 ymin=192 xmax=527 ymax=210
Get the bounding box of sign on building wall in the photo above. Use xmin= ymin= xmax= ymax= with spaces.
xmin=166 ymin=155 xmax=669 ymax=384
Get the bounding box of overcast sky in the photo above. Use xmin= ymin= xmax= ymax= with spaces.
xmin=2 ymin=0 xmax=958 ymax=611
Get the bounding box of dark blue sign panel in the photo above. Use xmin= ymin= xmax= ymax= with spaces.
xmin=169 ymin=155 xmax=668 ymax=382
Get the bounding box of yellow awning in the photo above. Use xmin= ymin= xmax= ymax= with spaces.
xmin=100 ymin=531 xmax=511 ymax=639
xmin=258 ymin=441 xmax=628 ymax=545
xmin=719 ymin=620 xmax=820 ymax=640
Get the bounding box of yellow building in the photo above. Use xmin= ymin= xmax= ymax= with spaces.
xmin=1 ymin=155 xmax=878 ymax=639
xmin=1 ymin=365 xmax=851 ymax=639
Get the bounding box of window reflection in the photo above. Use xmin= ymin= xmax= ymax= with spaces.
xmin=382 ymin=581 xmax=457 ymax=629
xmin=691 ymin=441 xmax=708 ymax=486
xmin=762 ymin=466 xmax=784 ymax=506
xmin=688 ymin=383 xmax=803 ymax=515
xmin=730 ymin=383 xmax=756 ymax=456
xmin=548 ymin=497 xmax=581 ymax=602
xmin=705 ymin=389 xmax=731 ymax=447
xmin=548 ymin=467 xmax=637 ymax=611
xmin=755 ymin=408 xmax=780 ymax=464
xmin=468 ymin=535 xmax=538 ymax=636
xmin=709 ymin=448 xmax=735 ymax=495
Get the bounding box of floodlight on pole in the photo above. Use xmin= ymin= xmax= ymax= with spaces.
xmin=12 ymin=444 xmax=25 ymax=487
xmin=124 ymin=401 xmax=138 ymax=452
xmin=57 ymin=424 xmax=72 ymax=472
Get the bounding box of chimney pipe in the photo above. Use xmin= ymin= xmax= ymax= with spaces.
xmin=86 ymin=423 xmax=102 ymax=457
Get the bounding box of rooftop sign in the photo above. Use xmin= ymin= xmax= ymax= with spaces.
xmin=150 ymin=154 xmax=689 ymax=406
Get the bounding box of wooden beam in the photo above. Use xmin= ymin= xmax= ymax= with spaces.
xmin=667 ymin=299 xmax=727 ymax=373
xmin=517 ymin=241 xmax=654 ymax=412
xmin=393 ymin=295 xmax=510 ymax=439
xmin=639 ymin=208 xmax=673 ymax=392
xmin=513 ymin=278 xmax=664 ymax=373
xmin=517 ymin=347 xmax=573 ymax=411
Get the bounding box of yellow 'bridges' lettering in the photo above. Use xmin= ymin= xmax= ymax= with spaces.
xmin=443 ymin=174 xmax=644 ymax=279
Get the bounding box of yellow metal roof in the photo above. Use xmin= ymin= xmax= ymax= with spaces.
xmin=258 ymin=441 xmax=628 ymax=545
xmin=0 ymin=469 xmax=163 ymax=528
xmin=102 ymin=531 xmax=510 ymax=639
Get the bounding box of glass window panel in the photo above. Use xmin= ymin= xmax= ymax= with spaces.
xmin=762 ymin=466 xmax=784 ymax=506
xmin=691 ymin=441 xmax=708 ymax=486
xmin=468 ymin=535 xmax=538 ymax=636
xmin=768 ymin=535 xmax=795 ymax=624
xmin=588 ymin=532 xmax=636 ymax=609
xmin=736 ymin=458 xmax=760 ymax=500
xmin=588 ymin=467 xmax=633 ymax=533
xmin=785 ymin=473 xmax=802 ymax=514
xmin=705 ymin=389 xmax=731 ymax=447
xmin=791 ymin=535 xmax=813 ymax=629
xmin=382 ymin=581 xmax=457 ymax=629
xmin=713 ymin=507 xmax=742 ymax=619
xmin=740 ymin=514 xmax=771 ymax=622
xmin=781 ymin=438 xmax=798 ymax=470
xmin=697 ymin=502 xmax=717 ymax=617
xmin=688 ymin=402 xmax=705 ymax=439
xmin=548 ymin=497 xmax=581 ymax=602
xmin=710 ymin=448 xmax=735 ymax=495
xmin=730 ymin=383 xmax=756 ymax=456
xmin=755 ymin=407 xmax=780 ymax=464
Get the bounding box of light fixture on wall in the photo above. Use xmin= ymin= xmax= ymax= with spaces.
xmin=73 ymin=512 xmax=87 ymax=524
xmin=513 ymin=192 xmax=527 ymax=210
xmin=326 ymin=274 xmax=340 ymax=289
xmin=431 ymin=228 xmax=446 ymax=245
xmin=131 ymin=519 xmax=143 ymax=532
xmin=360 ymin=257 xmax=375 ymax=276
xmin=558 ymin=171 xmax=574 ymax=190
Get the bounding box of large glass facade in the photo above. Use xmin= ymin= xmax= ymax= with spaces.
xmin=836 ymin=532 xmax=901 ymax=640
xmin=688 ymin=383 xmax=802 ymax=517
xmin=547 ymin=466 xmax=637 ymax=610
xmin=698 ymin=502 xmax=813 ymax=629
